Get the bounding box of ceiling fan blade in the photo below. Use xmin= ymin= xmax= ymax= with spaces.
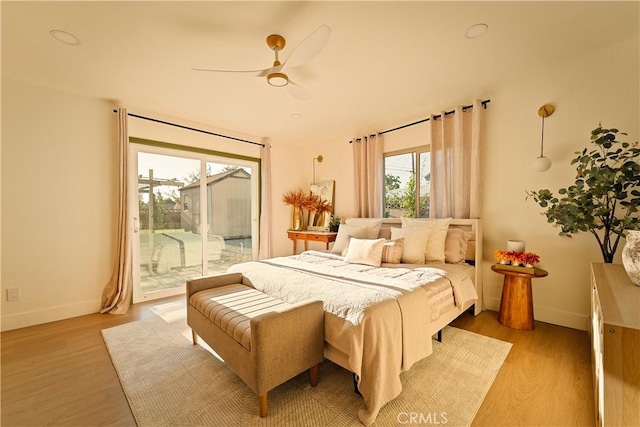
xmin=282 ymin=24 xmax=331 ymax=70
xmin=190 ymin=66 xmax=271 ymax=76
xmin=287 ymin=80 xmax=311 ymax=101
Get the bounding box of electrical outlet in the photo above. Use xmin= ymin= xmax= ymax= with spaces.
xmin=7 ymin=288 xmax=20 ymax=302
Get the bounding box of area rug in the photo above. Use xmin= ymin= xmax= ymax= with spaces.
xmin=102 ymin=300 xmax=511 ymax=426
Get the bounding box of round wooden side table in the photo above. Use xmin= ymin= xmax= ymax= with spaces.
xmin=491 ymin=265 xmax=548 ymax=331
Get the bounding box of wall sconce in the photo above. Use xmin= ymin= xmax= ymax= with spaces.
xmin=532 ymin=104 xmax=554 ymax=172
xmin=312 ymin=155 xmax=323 ymax=184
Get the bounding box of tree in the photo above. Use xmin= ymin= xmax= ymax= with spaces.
xmin=139 ymin=190 xmax=169 ymax=230
xmin=384 ymin=172 xmax=430 ymax=218
xmin=384 ymin=174 xmax=401 ymax=217
xmin=221 ymin=165 xmax=242 ymax=173
xmin=185 ymin=164 xmax=213 ymax=184
xmin=528 ymin=125 xmax=640 ymax=262
xmin=400 ymin=173 xmax=417 ymax=217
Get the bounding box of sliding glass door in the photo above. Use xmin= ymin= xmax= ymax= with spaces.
xmin=130 ymin=142 xmax=258 ymax=303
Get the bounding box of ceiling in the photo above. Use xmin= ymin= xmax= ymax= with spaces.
xmin=2 ymin=1 xmax=638 ymax=147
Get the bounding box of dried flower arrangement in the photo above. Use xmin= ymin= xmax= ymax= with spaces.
xmin=282 ymin=189 xmax=333 ymax=230
xmin=282 ymin=188 xmax=310 ymax=207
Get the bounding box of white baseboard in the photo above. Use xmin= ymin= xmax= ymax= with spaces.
xmin=1 ymin=299 xmax=101 ymax=332
xmin=483 ymin=296 xmax=589 ymax=331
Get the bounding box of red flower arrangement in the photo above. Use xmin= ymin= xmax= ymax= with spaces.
xmin=494 ymin=250 xmax=540 ymax=267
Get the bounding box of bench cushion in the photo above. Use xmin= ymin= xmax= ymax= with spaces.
xmin=189 ymin=284 xmax=291 ymax=351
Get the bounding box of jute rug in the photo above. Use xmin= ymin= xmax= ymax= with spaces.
xmin=102 ymin=300 xmax=511 ymax=426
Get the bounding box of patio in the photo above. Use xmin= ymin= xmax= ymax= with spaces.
xmin=139 ymin=235 xmax=252 ymax=294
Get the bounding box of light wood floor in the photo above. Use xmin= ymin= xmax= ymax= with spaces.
xmin=1 ymin=297 xmax=594 ymax=427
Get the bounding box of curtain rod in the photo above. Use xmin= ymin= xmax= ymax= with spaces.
xmin=349 ymin=99 xmax=490 ymax=143
xmin=112 ymin=110 xmax=265 ymax=147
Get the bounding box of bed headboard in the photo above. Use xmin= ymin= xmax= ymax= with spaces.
xmin=376 ymin=218 xmax=483 ymax=314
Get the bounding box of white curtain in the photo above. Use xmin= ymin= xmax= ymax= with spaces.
xmin=352 ymin=134 xmax=384 ymax=218
xmin=429 ymin=99 xmax=483 ymax=219
xmin=258 ymin=144 xmax=273 ymax=260
xmin=101 ymin=108 xmax=133 ymax=314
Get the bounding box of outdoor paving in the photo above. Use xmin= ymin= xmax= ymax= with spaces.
xmin=140 ymin=239 xmax=252 ymax=294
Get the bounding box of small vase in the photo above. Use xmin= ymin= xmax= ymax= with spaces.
xmin=290 ymin=206 xmax=306 ymax=231
xmin=622 ymin=230 xmax=640 ymax=286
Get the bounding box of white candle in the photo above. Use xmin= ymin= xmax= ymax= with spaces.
xmin=507 ymin=240 xmax=525 ymax=253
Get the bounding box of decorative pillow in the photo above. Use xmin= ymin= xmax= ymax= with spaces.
xmin=378 ymin=227 xmax=393 ymax=240
xmin=400 ymin=217 xmax=452 ymax=263
xmin=344 ymin=218 xmax=384 ymax=239
xmin=390 ymin=227 xmax=431 ymax=264
xmin=331 ymin=224 xmax=370 ymax=255
xmin=381 ymin=238 xmax=404 ymax=264
xmin=343 ymin=238 xmax=386 ymax=267
xmin=463 ymin=232 xmax=475 ymax=262
xmin=444 ymin=228 xmax=473 ymax=264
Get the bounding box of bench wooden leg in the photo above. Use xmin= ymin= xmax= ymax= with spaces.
xmin=259 ymin=393 xmax=267 ymax=418
xmin=309 ymin=364 xmax=319 ymax=387
xmin=191 ymin=330 xmax=198 ymax=345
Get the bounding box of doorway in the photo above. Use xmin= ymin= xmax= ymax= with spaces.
xmin=130 ymin=142 xmax=259 ymax=302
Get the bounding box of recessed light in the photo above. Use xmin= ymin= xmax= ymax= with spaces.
xmin=290 ymin=113 xmax=303 ymax=119
xmin=465 ymin=23 xmax=488 ymax=39
xmin=50 ymin=30 xmax=81 ymax=46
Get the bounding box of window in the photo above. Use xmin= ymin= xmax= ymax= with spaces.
xmin=383 ymin=147 xmax=430 ymax=218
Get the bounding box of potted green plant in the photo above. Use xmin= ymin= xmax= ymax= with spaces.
xmin=329 ymin=215 xmax=341 ymax=232
xmin=528 ymin=125 xmax=640 ymax=263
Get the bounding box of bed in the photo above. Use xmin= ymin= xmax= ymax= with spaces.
xmin=227 ymin=218 xmax=483 ymax=425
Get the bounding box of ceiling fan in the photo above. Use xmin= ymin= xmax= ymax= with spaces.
xmin=191 ymin=25 xmax=331 ymax=100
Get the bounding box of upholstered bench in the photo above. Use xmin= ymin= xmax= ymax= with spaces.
xmin=186 ymin=272 xmax=324 ymax=417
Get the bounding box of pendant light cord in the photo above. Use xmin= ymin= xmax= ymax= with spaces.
xmin=540 ymin=115 xmax=546 ymax=157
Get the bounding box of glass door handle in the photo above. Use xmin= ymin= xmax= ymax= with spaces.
xmin=133 ymin=217 xmax=140 ymax=233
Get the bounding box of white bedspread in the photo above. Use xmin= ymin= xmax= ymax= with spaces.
xmin=228 ymin=250 xmax=478 ymax=425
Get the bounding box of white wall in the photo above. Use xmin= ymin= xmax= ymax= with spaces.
xmin=1 ymin=78 xmax=117 ymax=330
xmin=482 ymin=36 xmax=638 ymax=330
xmin=314 ymin=36 xmax=639 ymax=331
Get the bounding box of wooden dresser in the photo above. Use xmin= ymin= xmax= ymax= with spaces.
xmin=590 ymin=263 xmax=640 ymax=427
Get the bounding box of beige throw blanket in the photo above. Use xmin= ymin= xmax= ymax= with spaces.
xmin=228 ymin=251 xmax=477 ymax=425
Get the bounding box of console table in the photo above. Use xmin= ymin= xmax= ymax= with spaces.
xmin=287 ymin=230 xmax=337 ymax=255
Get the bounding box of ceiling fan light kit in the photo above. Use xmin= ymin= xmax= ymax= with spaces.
xmin=267 ymin=72 xmax=289 ymax=87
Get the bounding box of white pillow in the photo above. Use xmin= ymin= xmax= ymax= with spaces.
xmin=344 ymin=238 xmax=386 ymax=267
xmin=390 ymin=227 xmax=431 ymax=264
xmin=344 ymin=218 xmax=384 ymax=239
xmin=401 ymin=217 xmax=452 ymax=263
xmin=331 ymin=224 xmax=370 ymax=255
